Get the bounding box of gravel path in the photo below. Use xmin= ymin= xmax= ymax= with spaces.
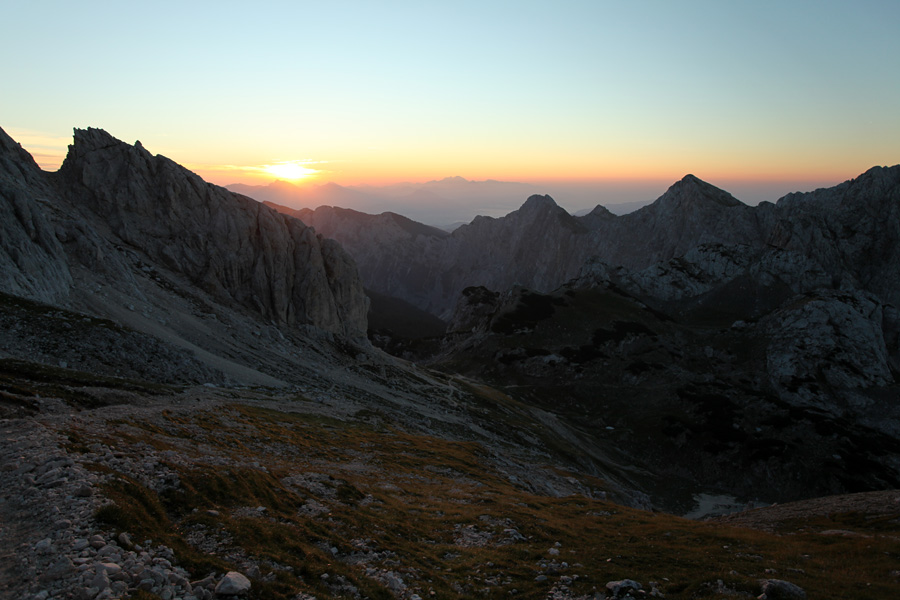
xmin=0 ymin=392 xmax=236 ymax=600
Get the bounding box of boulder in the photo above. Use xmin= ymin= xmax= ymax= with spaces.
xmin=759 ymin=578 xmax=807 ymax=599
xmin=214 ymin=571 xmax=251 ymax=595
xmin=605 ymin=579 xmax=642 ymax=598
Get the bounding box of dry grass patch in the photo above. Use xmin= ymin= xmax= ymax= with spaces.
xmin=81 ymin=402 xmax=900 ymax=599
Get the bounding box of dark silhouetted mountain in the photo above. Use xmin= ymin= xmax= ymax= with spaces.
xmin=233 ymin=176 xmax=542 ymax=225
xmin=227 ymin=180 xmax=385 ymax=214
xmin=278 ymin=169 xmax=900 ymax=322
xmin=0 ymin=126 xmax=369 ymax=385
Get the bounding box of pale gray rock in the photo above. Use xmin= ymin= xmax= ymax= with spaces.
xmin=772 ymin=166 xmax=900 ymax=309
xmin=763 ymin=289 xmax=895 ymax=412
xmin=759 ymin=578 xmax=807 ymax=599
xmin=0 ymin=125 xmax=377 ymax=387
xmin=214 ymin=571 xmax=251 ymax=595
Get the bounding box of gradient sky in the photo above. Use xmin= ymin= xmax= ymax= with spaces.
xmin=3 ymin=0 xmax=899 ymax=215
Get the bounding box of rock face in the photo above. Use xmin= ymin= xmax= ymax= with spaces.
xmin=770 ymin=166 xmax=900 ymax=310
xmin=762 ymin=289 xmax=898 ymax=411
xmin=446 ymin=286 xmax=502 ymax=334
xmin=55 ymin=128 xmax=367 ymax=337
xmin=0 ymin=126 xmax=370 ymax=385
xmin=0 ymin=128 xmax=72 ymax=303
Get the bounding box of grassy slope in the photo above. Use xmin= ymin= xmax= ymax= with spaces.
xmin=74 ymin=400 xmax=900 ymax=600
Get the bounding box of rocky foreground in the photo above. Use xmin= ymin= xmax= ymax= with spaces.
xmin=2 ymin=374 xmax=899 ymax=600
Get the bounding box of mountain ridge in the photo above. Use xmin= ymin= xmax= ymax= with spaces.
xmin=279 ymin=166 xmax=900 ymax=319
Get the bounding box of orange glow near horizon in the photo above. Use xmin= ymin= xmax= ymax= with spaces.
xmin=5 ymin=127 xmax=878 ymax=192
xmin=263 ymin=161 xmax=319 ymax=181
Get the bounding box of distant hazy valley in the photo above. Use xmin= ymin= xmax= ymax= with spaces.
xmin=225 ymin=178 xmax=651 ymax=229
xmin=2 ymin=126 xmax=899 ymax=599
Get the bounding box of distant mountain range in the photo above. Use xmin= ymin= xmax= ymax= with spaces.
xmin=228 ymin=177 xmax=650 ymax=226
xmin=227 ymin=177 xmax=543 ymax=225
xmin=270 ymin=169 xmax=900 ymax=322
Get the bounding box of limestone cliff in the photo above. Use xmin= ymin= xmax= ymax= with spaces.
xmin=50 ymin=127 xmax=368 ymax=337
xmin=0 ymin=125 xmax=370 ymax=385
xmin=0 ymin=128 xmax=72 ymax=303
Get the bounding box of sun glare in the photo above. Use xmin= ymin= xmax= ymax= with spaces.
xmin=264 ymin=161 xmax=317 ymax=181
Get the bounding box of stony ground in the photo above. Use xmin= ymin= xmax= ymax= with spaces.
xmin=0 ymin=392 xmax=215 ymax=600
xmin=2 ymin=379 xmax=899 ymax=600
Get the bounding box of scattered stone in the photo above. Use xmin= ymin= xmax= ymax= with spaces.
xmin=91 ymin=568 xmax=110 ymax=590
xmin=214 ymin=571 xmax=252 ymax=595
xmin=759 ymin=579 xmax=807 ymax=600
xmin=98 ymin=562 xmax=122 ymax=577
xmin=192 ymin=574 xmax=217 ymax=590
xmin=606 ymin=579 xmax=642 ymax=598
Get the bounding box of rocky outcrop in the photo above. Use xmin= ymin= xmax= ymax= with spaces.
xmin=54 ymin=128 xmax=367 ymax=337
xmin=762 ymin=289 xmax=898 ymax=412
xmin=446 ymin=286 xmax=502 ymax=334
xmin=769 ymin=166 xmax=900 ymax=309
xmin=598 ymin=174 xmax=767 ymax=269
xmin=0 ymin=128 xmax=72 ymax=303
xmin=0 ymin=125 xmax=372 ymax=386
xmin=577 ymin=243 xmax=834 ymax=319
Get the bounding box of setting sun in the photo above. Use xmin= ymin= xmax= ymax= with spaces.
xmin=264 ymin=161 xmax=318 ymax=181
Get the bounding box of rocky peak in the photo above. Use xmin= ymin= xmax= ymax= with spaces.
xmin=578 ymin=204 xmax=616 ymax=229
xmin=0 ymin=126 xmax=42 ymax=173
xmin=71 ymin=126 xmax=128 ymax=152
xmin=53 ymin=128 xmax=369 ymax=337
xmin=447 ymin=286 xmax=501 ymax=334
xmin=776 ymin=165 xmax=900 ymax=212
xmin=650 ymin=174 xmax=743 ymax=212
xmin=512 ymin=194 xmax=587 ymax=235
xmin=520 ymin=193 xmax=558 ymax=210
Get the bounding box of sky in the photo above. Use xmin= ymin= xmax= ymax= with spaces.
xmin=3 ymin=0 xmax=899 ymax=219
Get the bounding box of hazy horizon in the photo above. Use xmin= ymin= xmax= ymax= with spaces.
xmin=221 ymin=172 xmax=854 ymax=225
xmin=5 ymin=123 xmax=859 ymax=224
xmin=3 ymin=1 xmax=898 ymax=212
